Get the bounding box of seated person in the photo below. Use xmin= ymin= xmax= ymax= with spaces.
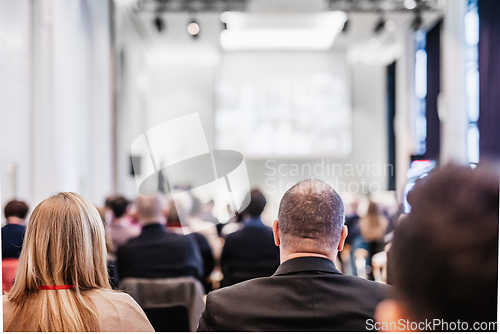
xmin=117 ymin=195 xmax=203 ymax=282
xmin=2 ymin=200 xmax=29 ymax=259
xmin=166 ymin=202 xmax=215 ymax=293
xmin=3 ymin=192 xmax=153 ymax=331
xmin=198 ymin=179 xmax=391 ymax=331
xmin=375 ymin=165 xmax=498 ymax=331
xmin=106 ymin=196 xmax=140 ymax=252
xmin=220 ymin=189 xmax=280 ymax=287
xmin=188 ymin=197 xmax=222 ymax=263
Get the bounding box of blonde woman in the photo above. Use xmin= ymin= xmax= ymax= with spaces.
xmin=3 ymin=192 xmax=154 ymax=332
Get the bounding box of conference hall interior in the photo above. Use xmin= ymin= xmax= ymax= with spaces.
xmin=1 ymin=0 xmax=499 ymax=332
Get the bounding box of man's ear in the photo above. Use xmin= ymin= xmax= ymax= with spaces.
xmin=374 ymin=299 xmax=410 ymax=332
xmin=272 ymin=220 xmax=280 ymax=246
xmin=337 ymin=225 xmax=348 ymax=251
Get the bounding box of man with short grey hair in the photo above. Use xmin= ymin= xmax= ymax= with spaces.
xmin=197 ymin=179 xmax=391 ymax=331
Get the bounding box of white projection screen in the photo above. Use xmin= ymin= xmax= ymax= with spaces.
xmin=215 ymin=51 xmax=352 ymax=158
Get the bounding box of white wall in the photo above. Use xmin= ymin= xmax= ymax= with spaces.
xmin=246 ymin=64 xmax=388 ymax=222
xmin=115 ymin=12 xmax=222 ymax=197
xmin=116 ymin=11 xmax=388 ymax=223
xmin=0 ymin=0 xmax=32 ymax=215
xmin=0 ymin=0 xmax=113 ymax=221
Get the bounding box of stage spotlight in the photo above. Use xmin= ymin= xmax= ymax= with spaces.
xmin=404 ymin=0 xmax=417 ymax=10
xmin=373 ymin=17 xmax=386 ymax=34
xmin=411 ymin=13 xmax=423 ymax=31
xmin=153 ymin=15 xmax=165 ymax=33
xmin=187 ymin=19 xmax=200 ymax=38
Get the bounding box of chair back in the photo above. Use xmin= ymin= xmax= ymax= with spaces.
xmin=143 ymin=305 xmax=190 ymax=332
xmin=119 ymin=277 xmax=205 ymax=331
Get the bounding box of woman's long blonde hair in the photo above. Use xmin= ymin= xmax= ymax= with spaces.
xmin=6 ymin=192 xmax=112 ymax=331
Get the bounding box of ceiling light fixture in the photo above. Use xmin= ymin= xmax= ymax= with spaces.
xmin=411 ymin=12 xmax=423 ymax=31
xmin=373 ymin=16 xmax=386 ymax=34
xmin=342 ymin=17 xmax=349 ymax=33
xmin=153 ymin=15 xmax=165 ymax=32
xmin=187 ymin=19 xmax=200 ymax=38
xmin=404 ymin=0 xmax=418 ymax=10
xmin=219 ymin=12 xmax=347 ymax=51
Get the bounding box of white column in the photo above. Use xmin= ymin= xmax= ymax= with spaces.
xmin=31 ymin=0 xmax=114 ymax=205
xmin=0 ymin=0 xmax=32 ymax=212
xmin=31 ymin=0 xmax=55 ymax=204
xmin=440 ymin=0 xmax=468 ymax=164
xmin=394 ymin=29 xmax=418 ymax=201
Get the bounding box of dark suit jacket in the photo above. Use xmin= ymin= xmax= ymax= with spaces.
xmin=198 ymin=256 xmax=392 ymax=332
xmin=117 ymin=223 xmax=203 ymax=283
xmin=1 ymin=224 xmax=26 ymax=259
xmin=220 ymin=218 xmax=280 ymax=287
xmin=191 ymin=232 xmax=215 ymax=293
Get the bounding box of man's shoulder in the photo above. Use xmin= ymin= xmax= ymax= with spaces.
xmin=227 ymin=224 xmax=272 ymax=239
xmin=202 ymin=273 xmax=392 ymax=332
xmin=207 ymin=276 xmax=271 ymax=302
xmin=340 ymin=273 xmax=393 ymax=296
xmin=209 ymin=271 xmax=392 ymax=304
xmin=120 ymin=231 xmax=192 ymax=249
xmin=117 ymin=234 xmax=141 ymax=250
xmin=2 ymin=224 xmax=25 ymax=232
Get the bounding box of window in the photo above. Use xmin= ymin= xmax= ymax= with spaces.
xmin=465 ymin=0 xmax=480 ymax=163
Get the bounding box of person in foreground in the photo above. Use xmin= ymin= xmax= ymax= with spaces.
xmin=3 ymin=192 xmax=154 ymax=332
xmin=197 ymin=179 xmax=391 ymax=331
xmin=375 ymin=165 xmax=499 ymax=332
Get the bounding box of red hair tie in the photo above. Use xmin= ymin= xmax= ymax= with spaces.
xmin=37 ymin=285 xmax=74 ymax=290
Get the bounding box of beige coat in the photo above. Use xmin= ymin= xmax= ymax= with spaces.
xmin=3 ymin=290 xmax=155 ymax=332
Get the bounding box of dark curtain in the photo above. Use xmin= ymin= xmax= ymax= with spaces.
xmin=424 ymin=21 xmax=442 ymax=162
xmin=478 ymin=0 xmax=500 ymax=159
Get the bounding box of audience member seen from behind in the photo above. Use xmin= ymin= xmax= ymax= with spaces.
xmin=106 ymin=196 xmax=140 ymax=253
xmin=220 ymin=189 xmax=280 ymax=287
xmin=2 ymin=200 xmax=29 ymax=259
xmin=359 ymin=200 xmax=389 ymax=279
xmin=198 ymin=180 xmax=391 ymax=331
xmin=340 ymin=198 xmax=361 ymax=276
xmin=116 ymin=195 xmax=203 ymax=282
xmin=3 ymin=192 xmax=153 ymax=332
xmin=201 ymin=200 xmax=222 ymax=235
xmin=188 ymin=197 xmax=223 ymax=263
xmin=375 ymin=165 xmax=499 ymax=331
xmin=166 ymin=201 xmax=215 ymax=292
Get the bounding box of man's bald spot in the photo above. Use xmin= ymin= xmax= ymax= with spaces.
xmin=278 ymin=179 xmax=345 ymax=253
xmin=136 ymin=195 xmax=164 ymax=224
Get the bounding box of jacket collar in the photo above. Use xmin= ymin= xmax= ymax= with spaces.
xmin=244 ymin=217 xmax=266 ymax=228
xmin=273 ymin=256 xmax=342 ymax=276
xmin=140 ymin=223 xmax=167 ymax=235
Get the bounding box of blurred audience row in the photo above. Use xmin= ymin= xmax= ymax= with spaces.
xmin=1 ymin=164 xmax=498 ymax=331
xmin=2 ymin=189 xmax=397 ymax=291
